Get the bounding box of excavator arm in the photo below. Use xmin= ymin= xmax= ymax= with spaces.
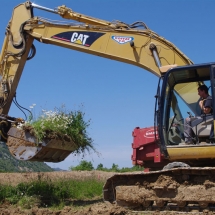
xmin=0 ymin=1 xmax=197 ymax=162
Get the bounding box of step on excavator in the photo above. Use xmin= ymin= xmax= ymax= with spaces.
xmin=1 ymin=1 xmax=215 ymax=211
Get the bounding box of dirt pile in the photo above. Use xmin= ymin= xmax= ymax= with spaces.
xmin=0 ymin=202 xmax=209 ymax=214
xmin=0 ymin=202 xmax=131 ymax=215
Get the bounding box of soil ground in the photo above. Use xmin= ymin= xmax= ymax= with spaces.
xmin=0 ymin=171 xmax=213 ymax=215
xmin=0 ymin=201 xmax=213 ymax=215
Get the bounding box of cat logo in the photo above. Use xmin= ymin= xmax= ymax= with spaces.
xmin=71 ymin=32 xmax=89 ymax=46
xmin=51 ymin=31 xmax=105 ymax=47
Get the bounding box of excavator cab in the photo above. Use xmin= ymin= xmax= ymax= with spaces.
xmin=156 ymin=63 xmax=215 ymax=166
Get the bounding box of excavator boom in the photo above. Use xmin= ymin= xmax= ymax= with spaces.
xmin=1 ymin=2 xmax=196 ymax=115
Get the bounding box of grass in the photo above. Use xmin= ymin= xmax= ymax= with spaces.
xmin=0 ymin=178 xmax=104 ymax=209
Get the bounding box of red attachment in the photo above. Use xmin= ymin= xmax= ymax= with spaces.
xmin=131 ymin=126 xmax=168 ymax=171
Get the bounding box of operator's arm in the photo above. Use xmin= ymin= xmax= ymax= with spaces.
xmin=199 ymin=99 xmax=212 ymax=114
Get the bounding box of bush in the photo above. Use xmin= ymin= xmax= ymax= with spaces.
xmin=0 ymin=178 xmax=104 ymax=208
xmin=69 ymin=160 xmax=94 ymax=171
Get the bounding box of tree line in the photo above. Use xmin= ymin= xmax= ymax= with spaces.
xmin=69 ymin=160 xmax=144 ymax=172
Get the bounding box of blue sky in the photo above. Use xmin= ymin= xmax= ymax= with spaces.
xmin=1 ymin=0 xmax=215 ymax=170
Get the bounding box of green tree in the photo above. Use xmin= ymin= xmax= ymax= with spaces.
xmin=69 ymin=160 xmax=94 ymax=171
xmin=131 ymin=165 xmax=144 ymax=171
xmin=111 ymin=163 xmax=119 ymax=172
xmin=96 ymin=163 xmax=104 ymax=170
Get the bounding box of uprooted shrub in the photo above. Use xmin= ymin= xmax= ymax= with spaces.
xmin=18 ymin=105 xmax=96 ymax=155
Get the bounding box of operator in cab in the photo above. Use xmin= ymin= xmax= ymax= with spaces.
xmin=183 ymin=85 xmax=213 ymax=145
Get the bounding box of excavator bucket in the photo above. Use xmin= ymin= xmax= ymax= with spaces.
xmin=7 ymin=127 xmax=78 ymax=162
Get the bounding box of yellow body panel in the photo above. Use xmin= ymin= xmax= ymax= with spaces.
xmin=167 ymin=145 xmax=215 ymax=160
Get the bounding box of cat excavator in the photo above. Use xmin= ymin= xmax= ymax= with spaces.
xmin=1 ymin=1 xmax=215 ymax=211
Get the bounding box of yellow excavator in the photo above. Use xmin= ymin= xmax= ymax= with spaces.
xmin=1 ymin=1 xmax=215 ymax=210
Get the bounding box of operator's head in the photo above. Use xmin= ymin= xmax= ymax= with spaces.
xmin=198 ymin=85 xmax=209 ymax=98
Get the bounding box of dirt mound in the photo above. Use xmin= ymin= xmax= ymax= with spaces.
xmin=0 ymin=201 xmax=130 ymax=215
xmin=0 ymin=202 xmax=206 ymax=214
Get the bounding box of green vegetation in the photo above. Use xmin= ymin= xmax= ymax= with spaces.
xmin=0 ymin=142 xmax=53 ymax=172
xmin=0 ymin=160 xmax=144 ymax=209
xmin=21 ymin=105 xmax=96 ymax=154
xmin=70 ymin=160 xmax=94 ymax=171
xmin=69 ymin=160 xmax=144 ymax=172
xmin=0 ymin=178 xmax=103 ymax=209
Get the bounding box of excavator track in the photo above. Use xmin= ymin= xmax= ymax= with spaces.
xmin=103 ymin=167 xmax=215 ymax=212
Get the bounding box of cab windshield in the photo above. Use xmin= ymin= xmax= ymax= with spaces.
xmin=160 ymin=65 xmax=212 ymax=146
